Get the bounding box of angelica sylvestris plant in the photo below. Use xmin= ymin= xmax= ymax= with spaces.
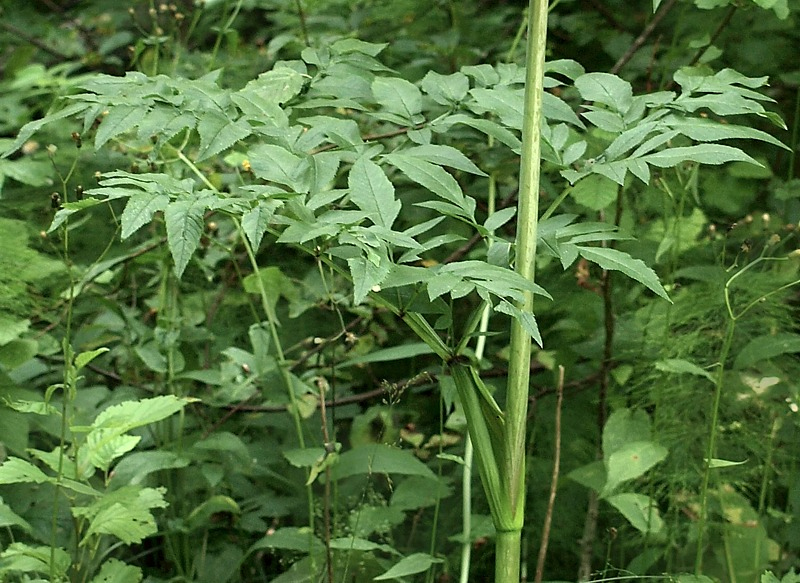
xmin=1 ymin=4 xmax=787 ymax=579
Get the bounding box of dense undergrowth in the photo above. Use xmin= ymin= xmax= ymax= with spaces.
xmin=0 ymin=1 xmax=799 ymax=582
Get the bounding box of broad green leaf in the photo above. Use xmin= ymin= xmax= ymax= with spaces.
xmin=0 ymin=339 xmax=37 ymax=369
xmin=108 ymin=451 xmax=190 ymax=486
xmin=666 ymin=117 xmax=789 ymax=150
xmin=0 ymin=500 xmax=32 ymax=531
xmin=83 ymin=502 xmax=157 ymax=544
xmin=248 ymin=144 xmax=309 ymax=192
xmin=571 ymin=174 xmax=618 ymax=210
xmin=249 ymin=527 xmax=324 ymax=553
xmin=347 ymin=255 xmax=391 ymax=305
xmin=391 ymin=476 xmax=453 ymax=511
xmin=575 ymin=72 xmax=633 ymax=113
xmin=568 ymin=460 xmax=607 ymax=492
xmin=165 ymin=195 xmax=211 ymax=277
xmin=93 ymin=395 xmax=190 ymax=432
xmin=196 ymin=111 xmax=252 ymax=161
xmin=606 ymin=493 xmax=664 ymax=534
xmin=241 ymin=199 xmax=283 ymax=250
xmin=602 ymin=441 xmax=668 ymax=496
xmin=642 ymin=144 xmax=759 ymax=168
xmin=348 ymin=157 xmax=400 ymax=228
xmin=734 ymin=333 xmax=800 ymax=369
xmin=402 ymin=144 xmax=486 ymax=176
xmin=577 ymin=246 xmax=670 ymax=300
xmin=121 ymin=192 xmax=169 ymax=239
xmin=75 ymin=347 xmax=109 ymax=371
xmin=655 ymin=358 xmax=715 ymax=382
xmin=385 ymin=153 xmax=466 ymax=208
xmin=0 ymin=457 xmax=52 ymax=485
xmin=95 ymin=105 xmax=143 ymax=149
xmin=339 ymin=343 xmax=434 ymax=367
xmin=48 ymin=198 xmax=106 ymax=233
xmin=469 ymin=87 xmax=523 ymax=129
xmin=372 ymin=77 xmax=422 ymax=121
xmin=89 ymin=559 xmax=142 ymax=583
xmin=374 ymin=553 xmax=443 ymax=581
xmin=0 ymin=543 xmax=71 ymax=579
xmin=2 ymin=103 xmax=88 ymax=157
xmin=186 ymin=495 xmax=241 ymax=530
xmin=284 ymin=447 xmax=327 ymax=468
xmin=421 ymin=71 xmax=469 ymax=105
xmin=603 ymin=408 xmax=652 ymax=459
xmin=328 ymin=537 xmax=399 ymax=554
xmin=331 ymin=444 xmax=435 ymax=480
xmin=248 ymin=67 xmax=307 ymax=105
xmin=443 ymin=114 xmax=522 ymax=151
xmin=483 ymin=207 xmax=516 ymax=233
xmin=81 ymin=429 xmax=141 ymax=473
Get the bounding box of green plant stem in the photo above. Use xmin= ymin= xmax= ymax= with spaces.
xmin=495 ymin=530 xmax=522 ymax=583
xmin=460 ymin=171 xmax=497 ymax=583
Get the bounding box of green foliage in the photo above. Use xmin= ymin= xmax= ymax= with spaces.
xmin=0 ymin=0 xmax=798 ymax=581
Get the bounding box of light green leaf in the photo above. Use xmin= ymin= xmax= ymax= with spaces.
xmin=402 ymin=144 xmax=486 ymax=176
xmin=248 ymin=144 xmax=309 ymax=192
xmin=0 ymin=339 xmax=38 ymax=369
xmin=284 ymin=448 xmax=327 ymax=468
xmin=241 ymin=199 xmax=283 ymax=250
xmin=0 ymin=500 xmax=32 ymax=531
xmin=108 ymin=451 xmax=190 ymax=486
xmin=734 ymin=333 xmax=800 ymax=369
xmin=340 ymin=343 xmax=434 ymax=367
xmin=89 ymin=559 xmax=143 ymax=583
xmin=95 ymin=105 xmax=143 ymax=150
xmin=372 ymin=77 xmax=422 ymax=121
xmin=3 ymin=103 xmax=88 ymax=157
xmin=571 ymin=174 xmax=618 ymax=210
xmin=374 ymin=553 xmax=443 ymax=581
xmin=93 ymin=395 xmax=190 ymax=432
xmin=0 ymin=457 xmax=52 ymax=485
xmin=603 ymin=408 xmax=652 ymax=459
xmin=249 ymin=527 xmax=324 ymax=553
xmin=655 ymin=358 xmax=715 ymax=382
xmin=385 ymin=154 xmax=466 ymax=208
xmin=82 ymin=430 xmax=141 ymax=473
xmin=483 ymin=207 xmax=516 ymax=232
xmin=196 ymin=111 xmax=252 ymax=161
xmin=348 ymin=157 xmax=400 ymax=228
xmin=606 ymin=493 xmax=664 ymax=534
xmin=165 ymin=195 xmax=211 ymax=277
xmin=186 ymin=495 xmax=241 ymax=530
xmin=121 ymin=192 xmax=169 ymax=239
xmin=331 ymin=444 xmax=435 ymax=480
xmin=75 ymin=347 xmax=109 ymax=371
xmin=347 ymin=255 xmax=391 ymax=305
xmin=577 ymin=246 xmax=670 ymax=300
xmin=443 ymin=114 xmax=522 ymax=151
xmin=575 ymin=73 xmax=633 ymax=113
xmin=603 ymin=441 xmax=668 ymax=496
xmin=0 ymin=543 xmax=71 ymax=579
xmin=643 ymin=144 xmax=759 ymax=168
xmin=421 ymin=71 xmax=469 ymax=105
xmin=707 ymin=457 xmax=748 ymax=468
xmin=84 ymin=503 xmax=156 ymax=544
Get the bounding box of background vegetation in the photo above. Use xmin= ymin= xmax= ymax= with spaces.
xmin=0 ymin=0 xmax=799 ymax=582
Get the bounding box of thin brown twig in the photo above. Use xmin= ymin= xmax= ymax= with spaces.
xmin=0 ymin=20 xmax=73 ymax=61
xmin=534 ymin=365 xmax=564 ymax=583
xmin=610 ymin=0 xmax=679 ymax=75
xmin=686 ymin=5 xmax=737 ymax=68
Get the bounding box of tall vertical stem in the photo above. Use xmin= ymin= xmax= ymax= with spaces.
xmin=499 ymin=0 xmax=548 ymax=579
